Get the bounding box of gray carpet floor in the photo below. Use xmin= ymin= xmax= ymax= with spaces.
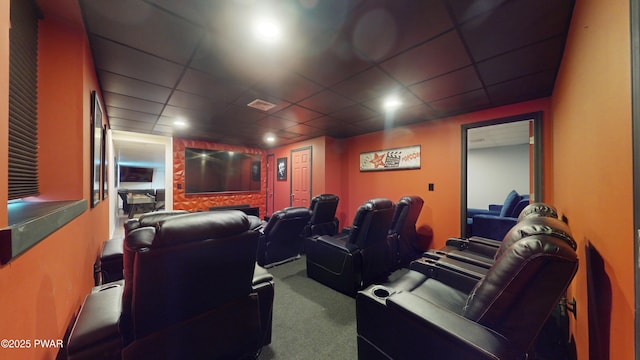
xmin=258 ymin=256 xmax=358 ymax=359
xmin=258 ymin=256 xmax=408 ymax=360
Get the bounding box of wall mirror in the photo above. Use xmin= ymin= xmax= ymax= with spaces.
xmin=460 ymin=112 xmax=543 ymax=238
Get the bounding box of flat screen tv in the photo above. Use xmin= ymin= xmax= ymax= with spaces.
xmin=119 ymin=166 xmax=154 ymax=182
xmin=184 ymin=147 xmax=261 ymax=194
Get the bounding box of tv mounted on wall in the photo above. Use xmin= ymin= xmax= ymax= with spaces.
xmin=119 ymin=166 xmax=154 ymax=182
xmin=184 ymin=147 xmax=261 ymax=194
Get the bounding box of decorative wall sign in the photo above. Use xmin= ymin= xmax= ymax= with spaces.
xmin=359 ymin=145 xmax=421 ymax=171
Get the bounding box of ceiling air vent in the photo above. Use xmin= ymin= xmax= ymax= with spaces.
xmin=247 ymin=99 xmax=277 ymax=112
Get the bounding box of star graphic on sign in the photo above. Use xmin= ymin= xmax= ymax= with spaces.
xmin=369 ymin=153 xmax=386 ymax=168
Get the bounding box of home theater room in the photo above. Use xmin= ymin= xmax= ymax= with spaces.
xmin=0 ymin=0 xmax=638 ymax=359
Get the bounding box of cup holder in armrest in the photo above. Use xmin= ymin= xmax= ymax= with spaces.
xmin=371 ymin=286 xmax=394 ymax=300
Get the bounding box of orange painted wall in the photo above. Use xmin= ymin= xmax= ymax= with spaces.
xmin=173 ymin=138 xmax=267 ymax=214
xmin=340 ymin=99 xmax=552 ymax=248
xmin=551 ymin=0 xmax=633 ymax=358
xmin=0 ymin=8 xmax=109 ymax=360
xmin=268 ymin=136 xmax=350 ymax=226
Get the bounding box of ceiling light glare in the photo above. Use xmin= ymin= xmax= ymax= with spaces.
xmin=253 ymin=17 xmax=283 ymax=43
xmin=174 ymin=118 xmax=188 ymax=127
xmin=383 ymin=97 xmax=402 ymax=110
xmin=265 ymin=134 xmax=276 ymax=143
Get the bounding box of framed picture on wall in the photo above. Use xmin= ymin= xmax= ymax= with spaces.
xmin=90 ymin=90 xmax=102 ymax=208
xmin=277 ymin=157 xmax=287 ymax=181
xmin=102 ymin=124 xmax=109 ymax=200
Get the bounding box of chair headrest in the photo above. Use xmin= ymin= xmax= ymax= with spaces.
xmin=517 ymin=202 xmax=558 ymax=222
xmin=138 ymin=210 xmax=189 ymax=227
xmin=397 ymin=196 xmax=424 ymax=207
xmin=495 ymin=216 xmax=576 ymax=259
xmin=311 ymin=194 xmax=339 ymax=205
xmin=270 ymin=207 xmax=312 ymax=222
xmin=153 ymin=210 xmax=250 ymax=248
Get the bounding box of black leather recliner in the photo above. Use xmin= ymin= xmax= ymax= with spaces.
xmin=257 ymin=206 xmax=312 ymax=267
xmin=95 ymin=210 xmax=189 ymax=285
xmin=356 ymin=231 xmax=579 ymax=359
xmin=67 ymin=211 xmax=274 ymax=360
xmin=305 ymin=193 xmax=340 ymax=236
xmin=305 ymin=198 xmax=396 ymax=296
xmin=388 ymin=196 xmax=424 ymax=269
xmin=438 ymin=203 xmax=562 ymax=269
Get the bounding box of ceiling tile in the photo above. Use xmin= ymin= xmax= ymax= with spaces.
xmin=328 ymin=104 xmax=378 ymax=123
xmin=409 ymin=66 xmax=483 ymax=102
xmin=487 ymin=70 xmax=556 ymax=105
xmin=106 ymin=107 xmax=158 ymax=123
xmin=380 ymin=31 xmax=472 ymax=86
xmin=103 ymin=92 xmax=165 ymax=114
xmin=98 ymin=71 xmax=172 ymax=103
xmin=459 ymin=0 xmax=574 ymax=61
xmin=250 ymin=73 xmax=324 ymax=103
xmin=272 ymin=105 xmax=323 ymax=123
xmin=82 ymin=0 xmax=202 ymax=64
xmin=348 ymin=0 xmax=454 ymax=60
xmin=256 ymin=116 xmax=299 ymax=130
xmin=298 ymin=90 xmax=356 ymax=114
xmin=477 ymin=37 xmax=566 ymax=85
xmin=448 ymin=0 xmax=508 ymax=23
xmin=177 ymin=68 xmax=248 ymax=103
xmin=90 ymin=36 xmax=184 ymax=87
xmin=429 ymin=89 xmax=490 ymax=115
xmin=168 ymin=90 xmax=228 ymax=114
xmin=331 ymin=67 xmax=402 ymax=102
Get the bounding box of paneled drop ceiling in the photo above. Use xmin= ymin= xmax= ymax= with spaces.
xmin=77 ymin=0 xmax=575 ymax=149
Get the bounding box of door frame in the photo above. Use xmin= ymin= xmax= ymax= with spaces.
xmin=289 ymin=146 xmax=312 ymax=207
xmin=630 ymin=0 xmax=640 ymax=356
xmin=460 ymin=111 xmax=543 ymax=237
xmin=266 ymin=154 xmax=275 ymax=217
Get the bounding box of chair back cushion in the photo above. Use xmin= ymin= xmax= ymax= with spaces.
xmin=390 ymin=196 xmax=424 ymax=236
xmin=127 ymin=211 xmax=258 ymax=340
xmin=463 ymin=235 xmax=578 ymax=352
xmin=309 ymin=194 xmax=339 ymax=224
xmin=349 ymin=198 xmax=396 ymax=249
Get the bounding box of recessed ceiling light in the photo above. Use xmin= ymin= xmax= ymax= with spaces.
xmin=383 ymin=97 xmax=402 ymax=109
xmin=264 ymin=134 xmax=276 ymax=143
xmin=174 ymin=118 xmax=188 ymax=127
xmin=253 ymin=17 xmax=283 ymax=43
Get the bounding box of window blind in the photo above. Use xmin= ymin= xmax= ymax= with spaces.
xmin=8 ymin=0 xmax=39 ymax=199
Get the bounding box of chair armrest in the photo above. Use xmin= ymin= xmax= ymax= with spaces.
xmin=409 ymin=258 xmax=482 ymax=293
xmin=487 ymin=204 xmax=503 ymax=212
xmin=67 ymin=285 xmax=123 ymax=360
xmin=387 ymin=292 xmax=515 ymax=360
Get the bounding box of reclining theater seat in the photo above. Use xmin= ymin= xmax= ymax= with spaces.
xmin=256 ymin=206 xmax=312 ymax=267
xmin=388 ymin=195 xmax=424 ymax=269
xmin=356 ymin=231 xmax=579 ymax=360
xmin=67 ymin=211 xmax=275 ymax=360
xmin=306 ymin=198 xmax=396 ymax=296
xmin=95 ymin=210 xmax=189 ymax=285
xmin=441 ymin=203 xmax=562 ymax=266
xmin=306 ymin=193 xmax=340 ymax=236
